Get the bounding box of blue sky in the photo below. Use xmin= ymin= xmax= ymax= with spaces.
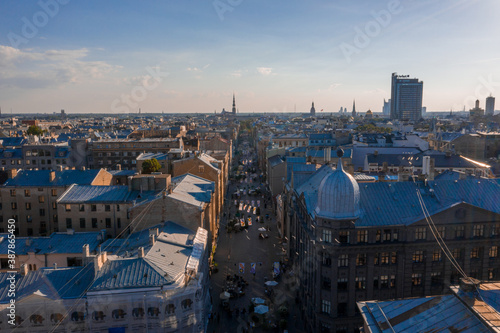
xmin=0 ymin=0 xmax=499 ymax=114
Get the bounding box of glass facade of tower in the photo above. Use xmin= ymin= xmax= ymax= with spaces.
xmin=390 ymin=73 xmax=423 ymax=121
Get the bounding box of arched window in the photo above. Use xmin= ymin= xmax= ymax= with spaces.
xmin=28 ymin=264 xmax=32 ymax=271
xmin=165 ymin=303 xmax=176 ymax=314
xmin=33 ymin=264 xmax=36 ymax=270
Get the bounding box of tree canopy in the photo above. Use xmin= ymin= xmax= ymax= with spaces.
xmin=27 ymin=125 xmax=43 ymax=136
xmin=142 ymin=158 xmax=161 ymax=174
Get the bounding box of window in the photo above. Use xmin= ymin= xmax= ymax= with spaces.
xmin=390 ymin=275 xmax=396 ymax=288
xmin=10 ymin=190 xmax=16 ymax=197
xmin=106 ymin=218 xmax=111 ymax=228
xmin=52 ymin=202 xmax=57 ymax=209
xmin=39 ymin=195 xmax=45 ymax=203
xmin=412 ymin=273 xmax=422 ymax=286
xmin=337 ymin=278 xmax=348 ymax=291
xmin=92 ymin=218 xmax=98 ymax=228
xmin=322 ymin=253 xmax=332 ymax=267
xmin=39 ymin=208 xmax=45 ymax=217
xmin=437 ymin=226 xmax=445 ymax=238
xmin=24 ymin=189 xmax=30 ymax=197
xmin=452 ymin=248 xmax=462 ymax=260
xmin=431 ymin=272 xmax=442 ymax=286
xmin=91 ymin=204 xmax=97 ymax=212
xmin=413 ymin=250 xmax=424 ymax=263
xmin=67 ymin=257 xmax=83 ymax=267
xmin=322 ymin=276 xmax=331 ymax=290
xmin=79 ymin=204 xmax=85 ymax=212
xmin=26 ymin=215 xmax=32 ymax=223
xmin=117 ymin=205 xmax=120 ymax=212
xmin=380 ymin=252 xmax=389 ymax=264
xmin=321 ymin=300 xmax=331 ymax=314
xmin=322 ymin=229 xmax=331 ymax=243
xmin=374 ymin=253 xmax=380 ymax=265
xmin=492 ymin=224 xmax=500 ymax=237
xmin=66 ymin=218 xmax=72 ymax=229
xmin=105 ymin=205 xmax=111 ymax=212
xmin=415 ymin=227 xmax=426 ymax=240
xmin=338 ymin=231 xmax=349 ymax=244
xmin=383 ymin=229 xmax=391 ymax=241
xmin=432 ymin=250 xmax=442 ymax=262
xmin=80 ymin=218 xmax=85 ymax=229
xmin=117 ymin=218 xmax=121 ymax=229
xmin=338 ymin=254 xmax=348 ymax=267
xmin=357 ymin=230 xmax=368 ymax=243
xmin=51 ymin=189 xmax=57 ymax=197
xmin=473 ymin=225 xmax=484 ymax=238
xmin=337 ymin=303 xmax=348 ymax=317
xmin=455 ymin=226 xmax=465 ymax=238
xmin=391 ymin=252 xmax=397 ymax=264
xmin=488 ymin=268 xmax=497 ymax=280
xmin=320 ymin=322 xmax=331 ymax=333
xmin=26 ymin=203 xmax=31 ymax=210
xmin=490 ymin=246 xmax=498 ymax=258
xmin=198 ymin=165 xmax=205 ymax=173
xmin=11 ymin=202 xmax=17 ymax=210
xmin=373 ymin=276 xmax=378 ymax=289
xmin=375 ymin=229 xmax=381 ymax=242
xmin=53 ymin=215 xmax=58 ymax=222
xmin=471 ymin=247 xmax=481 ymax=259
xmin=380 ymin=275 xmax=389 ymax=288
xmin=355 ymin=276 xmax=366 ymax=290
xmin=65 ymin=204 xmax=71 ymax=212
xmin=356 ymin=253 xmax=367 ymax=266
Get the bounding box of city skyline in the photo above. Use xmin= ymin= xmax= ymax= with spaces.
xmin=1 ymin=0 xmax=500 ymax=114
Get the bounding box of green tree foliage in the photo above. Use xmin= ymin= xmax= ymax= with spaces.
xmin=142 ymin=158 xmax=161 ymax=174
xmin=355 ymin=124 xmax=391 ymax=133
xmin=27 ymin=125 xmax=43 ymax=136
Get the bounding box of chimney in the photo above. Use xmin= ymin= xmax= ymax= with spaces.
xmin=149 ymin=234 xmax=156 ymax=246
xmin=67 ymin=228 xmax=74 ymax=235
xmin=57 ymin=165 xmax=63 ymax=171
xmin=20 ymin=264 xmax=29 ymax=276
xmin=459 ymin=277 xmax=481 ymax=292
xmin=49 ymin=171 xmax=56 ymax=182
xmin=428 ymin=158 xmax=435 ymax=181
xmin=459 ymin=172 xmax=467 ymax=180
xmin=445 ymin=150 xmax=452 ymax=158
xmin=93 ymin=251 xmax=108 ymax=275
xmin=54 ymin=263 xmax=57 ymax=270
xmin=138 ymin=247 xmax=145 ymax=258
xmin=83 ymin=244 xmax=90 ymax=262
xmin=149 ymin=227 xmax=159 ymax=237
xmin=116 ymin=164 xmax=121 ymax=171
xmin=80 ymin=166 xmax=86 ymax=171
xmin=7 ymin=168 xmax=17 ymax=179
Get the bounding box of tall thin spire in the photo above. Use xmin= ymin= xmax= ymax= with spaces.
xmin=352 ymin=99 xmax=356 ymax=117
xmin=232 ymin=93 xmax=236 ymax=114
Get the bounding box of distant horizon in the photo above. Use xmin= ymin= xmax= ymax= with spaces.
xmin=1 ymin=1 xmax=499 ymax=114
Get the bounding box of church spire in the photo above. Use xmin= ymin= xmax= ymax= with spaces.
xmin=232 ymin=93 xmax=236 ymax=114
xmin=352 ymin=99 xmax=356 ymax=117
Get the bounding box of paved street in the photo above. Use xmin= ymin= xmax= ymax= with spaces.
xmin=207 ymin=138 xmax=307 ymax=333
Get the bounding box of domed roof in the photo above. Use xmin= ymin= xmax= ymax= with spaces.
xmin=315 ymin=159 xmax=361 ymax=220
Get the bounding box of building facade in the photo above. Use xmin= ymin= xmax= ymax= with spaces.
xmin=390 ymin=73 xmax=423 ymax=121
xmin=285 ymin=159 xmax=500 ymax=332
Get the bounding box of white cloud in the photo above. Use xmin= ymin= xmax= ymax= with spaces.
xmin=257 ymin=67 xmax=273 ymax=76
xmin=0 ymin=45 xmax=118 ymax=88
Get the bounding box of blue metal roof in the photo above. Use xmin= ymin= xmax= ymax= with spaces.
xmin=0 ymin=148 xmax=22 ymax=159
xmin=4 ymin=169 xmax=102 ymax=187
xmin=0 ymin=265 xmax=95 ymax=303
xmin=0 ymin=137 xmax=26 ymax=147
xmin=89 ymin=258 xmax=173 ymax=291
xmin=297 ymin=166 xmax=500 ymax=226
xmin=359 ymin=295 xmax=490 ymax=333
xmin=57 ymin=185 xmax=160 ymax=204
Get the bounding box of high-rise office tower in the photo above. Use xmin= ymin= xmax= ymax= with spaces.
xmin=486 ymin=94 xmax=495 ymax=116
xmin=390 ymin=73 xmax=423 ymax=121
xmin=382 ymin=99 xmax=391 ymax=116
